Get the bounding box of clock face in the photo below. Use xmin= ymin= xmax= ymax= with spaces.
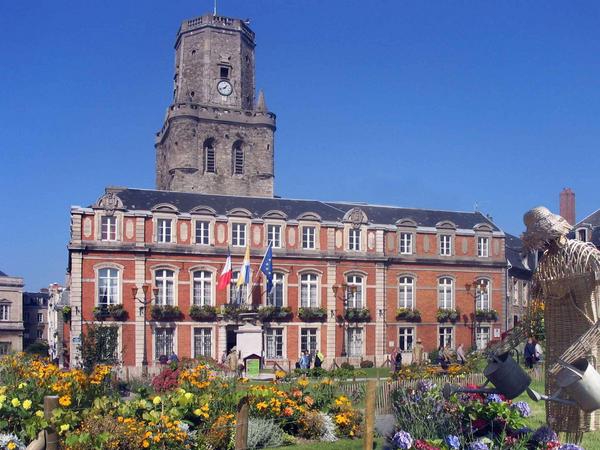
xmin=217 ymin=80 xmax=233 ymax=96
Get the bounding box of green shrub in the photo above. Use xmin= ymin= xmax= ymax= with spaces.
xmin=360 ymin=360 xmax=374 ymax=368
xmin=340 ymin=362 xmax=355 ymax=370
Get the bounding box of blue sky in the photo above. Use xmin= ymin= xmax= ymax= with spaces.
xmin=1 ymin=1 xmax=599 ymax=290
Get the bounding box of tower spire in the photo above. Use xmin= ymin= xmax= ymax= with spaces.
xmin=213 ymin=0 xmax=217 ymax=16
xmin=256 ymin=89 xmax=267 ymax=112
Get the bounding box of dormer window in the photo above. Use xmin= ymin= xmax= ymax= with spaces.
xmin=101 ymin=216 xmax=117 ymax=241
xmin=577 ymin=228 xmax=588 ymax=242
xmin=157 ymin=219 xmax=172 ymax=243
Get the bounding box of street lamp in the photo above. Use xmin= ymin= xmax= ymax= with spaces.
xmin=332 ymin=283 xmax=357 ymax=361
xmin=465 ymin=280 xmax=488 ymax=350
xmin=131 ymin=285 xmax=158 ymax=377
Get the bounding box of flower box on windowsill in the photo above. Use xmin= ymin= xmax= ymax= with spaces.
xmin=298 ymin=307 xmax=327 ymax=322
xmin=257 ymin=306 xmax=293 ymax=322
xmin=189 ymin=305 xmax=217 ymax=321
xmin=93 ymin=305 xmax=128 ymax=321
xmin=436 ymin=308 xmax=460 ymax=323
xmin=475 ymin=309 xmax=499 ymax=322
xmin=221 ymin=304 xmax=251 ymax=321
xmin=395 ymin=308 xmax=422 ymax=322
xmin=344 ymin=308 xmax=371 ymax=322
xmin=151 ymin=305 xmax=181 ymax=321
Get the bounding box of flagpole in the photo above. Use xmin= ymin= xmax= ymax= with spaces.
xmin=248 ymin=241 xmax=272 ymax=307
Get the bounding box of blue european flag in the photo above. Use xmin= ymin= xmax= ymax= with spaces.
xmin=260 ymin=242 xmax=274 ymax=294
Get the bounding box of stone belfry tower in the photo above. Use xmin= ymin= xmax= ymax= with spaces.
xmin=156 ymin=13 xmax=276 ymax=197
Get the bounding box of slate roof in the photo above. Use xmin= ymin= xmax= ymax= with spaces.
xmin=0 ymin=270 xmax=7 ymax=277
xmin=102 ymin=188 xmax=501 ymax=231
xmin=575 ymin=209 xmax=600 ymax=248
xmin=505 ymin=233 xmax=533 ymax=279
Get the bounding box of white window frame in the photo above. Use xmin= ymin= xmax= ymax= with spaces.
xmin=97 ymin=267 xmax=120 ymax=306
xmin=399 ymin=232 xmax=413 ymax=255
xmin=192 ymin=270 xmax=213 ymax=306
xmin=476 ymin=326 xmax=491 ymax=350
xmin=300 ymin=328 xmax=318 ymax=354
xmin=347 ymin=327 xmax=363 ymax=357
xmin=477 ymin=236 xmax=489 ymax=257
xmin=193 ymin=327 xmax=213 ymax=358
xmin=230 ymin=271 xmax=248 ymax=304
xmin=100 ymin=215 xmax=118 ymax=241
xmin=577 ymin=228 xmax=588 ymax=242
xmin=438 ymin=277 xmax=454 ymax=309
xmin=346 ymin=274 xmax=364 ymax=309
xmin=264 ymin=327 xmax=284 ymax=359
xmin=398 ymin=276 xmax=414 ymax=309
xmin=300 ymin=273 xmax=319 ymax=308
xmin=476 ymin=279 xmax=491 ymax=311
xmin=302 ymin=226 xmax=316 ymax=250
xmin=398 ymin=327 xmax=414 ymax=351
xmin=439 ymin=234 xmax=452 ymax=256
xmin=438 ymin=326 xmax=454 ymax=348
xmin=155 ymin=269 xmax=175 ymax=306
xmin=195 ymin=220 xmax=211 ymax=245
xmin=0 ymin=304 xmax=9 ymax=321
xmin=37 ymin=312 xmax=44 ymax=323
xmin=232 ymin=223 xmax=247 ymax=247
xmin=154 ymin=326 xmax=175 ymax=360
xmin=266 ymin=272 xmax=285 ymax=307
xmin=157 ymin=218 xmax=173 ymax=243
xmin=267 ymin=224 xmax=282 ymax=249
xmin=348 ymin=228 xmax=361 ymax=251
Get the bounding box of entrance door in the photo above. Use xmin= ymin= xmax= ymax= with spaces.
xmin=226 ymin=325 xmax=239 ymax=352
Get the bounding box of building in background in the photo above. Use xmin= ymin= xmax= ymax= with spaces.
xmin=505 ymin=234 xmax=534 ymax=330
xmin=23 ymin=289 xmax=49 ymax=347
xmin=47 ymin=283 xmax=69 ymax=365
xmin=573 ymin=209 xmax=600 ymax=249
xmin=0 ymin=270 xmax=24 ymax=354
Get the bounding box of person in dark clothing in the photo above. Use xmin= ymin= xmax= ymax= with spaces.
xmin=524 ymin=337 xmax=536 ymax=369
xmin=394 ymin=351 xmax=403 ymax=372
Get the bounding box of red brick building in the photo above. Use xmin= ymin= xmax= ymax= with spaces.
xmin=67 ymin=188 xmax=507 ymax=369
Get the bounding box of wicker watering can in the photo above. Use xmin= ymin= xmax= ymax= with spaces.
xmin=443 ymin=351 xmax=531 ymax=400
xmin=528 ymin=358 xmax=600 ymax=412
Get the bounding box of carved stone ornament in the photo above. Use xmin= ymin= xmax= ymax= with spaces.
xmin=95 ymin=192 xmax=124 ymax=216
xmin=348 ymin=208 xmax=365 ymax=229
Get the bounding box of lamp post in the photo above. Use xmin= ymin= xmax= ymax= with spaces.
xmin=131 ymin=285 xmax=158 ymax=377
xmin=465 ymin=280 xmax=488 ymax=350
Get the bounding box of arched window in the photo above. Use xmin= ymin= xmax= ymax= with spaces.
xmin=438 ymin=277 xmax=453 ymax=309
xmin=267 ymin=272 xmax=285 ymax=307
xmin=155 ymin=269 xmax=175 ymax=306
xmin=398 ymin=276 xmax=414 ymax=309
xmin=192 ymin=270 xmax=213 ymax=306
xmin=300 ymin=273 xmax=319 ymax=308
xmin=233 ymin=141 xmax=244 ymax=175
xmin=476 ymin=279 xmax=491 ymax=310
xmin=346 ymin=274 xmax=364 ymax=309
xmin=204 ymin=139 xmax=216 ymax=173
xmin=98 ymin=268 xmax=120 ymax=305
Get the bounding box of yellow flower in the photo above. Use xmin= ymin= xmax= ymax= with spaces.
xmin=255 ymin=401 xmax=268 ymax=411
xmin=11 ymin=398 xmax=20 ymax=407
xmin=18 ymin=382 xmax=26 ymax=389
xmin=35 ymin=410 xmax=44 ymax=418
xmin=153 ymin=396 xmax=162 ymax=405
xmin=59 ymin=423 xmax=70 ymax=433
xmin=142 ymin=440 xmax=150 ymax=448
xmin=22 ymin=399 xmax=32 ymax=410
xmin=7 ymin=442 xmax=16 ymax=450
xmin=58 ymin=395 xmax=71 ymax=407
xmin=184 ymin=392 xmax=193 ymax=400
xmin=0 ymin=395 xmax=6 ymax=403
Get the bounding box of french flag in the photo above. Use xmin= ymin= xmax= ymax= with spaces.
xmin=217 ymin=251 xmax=232 ymax=290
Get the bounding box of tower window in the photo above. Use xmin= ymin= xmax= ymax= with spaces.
xmin=204 ymin=139 xmax=216 ymax=173
xmin=220 ymin=67 xmax=230 ymax=78
xmin=233 ymin=142 xmax=244 ymax=175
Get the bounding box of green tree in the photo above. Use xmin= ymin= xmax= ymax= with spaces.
xmin=80 ymin=323 xmax=119 ymax=373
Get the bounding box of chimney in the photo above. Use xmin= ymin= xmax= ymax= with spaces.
xmin=559 ymin=188 xmax=576 ymax=225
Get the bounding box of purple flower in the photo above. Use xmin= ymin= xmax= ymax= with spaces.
xmin=511 ymin=401 xmax=531 ymax=417
xmin=469 ymin=441 xmax=489 ymax=450
xmin=531 ymin=426 xmax=558 ymax=444
xmin=559 ymin=445 xmax=584 ymax=450
xmin=444 ymin=435 xmax=460 ymax=449
xmin=392 ymin=430 xmax=414 ymax=449
xmin=417 ymin=380 xmax=436 ymax=392
xmin=485 ymin=393 xmax=503 ymax=403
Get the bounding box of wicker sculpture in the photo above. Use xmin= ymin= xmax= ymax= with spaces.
xmin=522 ymin=206 xmax=600 ymax=443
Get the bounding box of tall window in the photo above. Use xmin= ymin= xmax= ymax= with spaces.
xmin=438 ymin=277 xmax=453 ymax=309
xmin=155 ymin=328 xmax=174 ymax=359
xmin=37 ymin=329 xmax=44 ymax=339
xmin=300 ymin=273 xmax=319 ymax=307
xmin=267 ymin=224 xmax=282 ymax=248
xmin=399 ymin=232 xmax=413 ymax=254
xmin=476 ymin=326 xmax=491 ymax=350
xmin=477 ymin=237 xmax=489 ymax=257
xmin=233 ymin=141 xmax=244 ymax=175
xmin=349 ymin=229 xmax=361 ymax=251
xmin=98 ymin=268 xmax=120 ymax=305
xmin=476 ymin=279 xmax=490 ymax=310
xmin=0 ymin=305 xmax=9 ymax=321
xmin=439 ymin=234 xmax=452 ymax=256
xmin=195 ymin=221 xmax=210 ymax=245
xmin=346 ymin=275 xmax=364 ymax=309
xmin=37 ymin=312 xmax=44 ymax=323
xmin=267 ymin=272 xmax=284 ymax=307
xmin=101 ymin=216 xmax=117 ymax=241
xmin=300 ymin=328 xmax=318 ymax=354
xmin=398 ymin=276 xmax=414 ymax=309
xmin=193 ymin=328 xmax=212 ymax=358
xmin=398 ymin=327 xmax=414 ymax=351
xmin=302 ymin=226 xmax=316 ymax=250
xmin=439 ymin=327 xmax=454 ymax=348
xmin=265 ymin=328 xmax=283 ymax=359
xmin=347 ymin=328 xmax=363 ymax=357
xmin=0 ymin=343 xmax=11 ymax=355
xmin=230 ymin=272 xmax=247 ymax=304
xmin=204 ymin=139 xmax=216 ymax=173
xmin=192 ymin=271 xmax=212 ymax=306
xmin=232 ymin=223 xmax=246 ymax=247
xmin=157 ymin=219 xmax=172 ymax=243
xmin=155 ymin=269 xmax=175 ymax=306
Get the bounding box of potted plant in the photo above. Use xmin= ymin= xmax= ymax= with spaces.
xmin=151 ymin=305 xmax=181 ymax=321
xmin=258 ymin=306 xmax=293 ymax=321
xmin=93 ymin=306 xmax=110 ymax=321
xmin=62 ymin=306 xmax=71 ymax=323
xmin=344 ymin=307 xmax=371 ymax=322
xmin=108 ymin=304 xmax=128 ymax=321
xmin=437 ymin=308 xmax=460 ymax=323
xmin=395 ymin=308 xmax=422 ymax=322
xmin=221 ymin=304 xmax=251 ymax=321
xmin=476 ymin=309 xmax=499 ymax=322
xmin=190 ymin=305 xmax=218 ymax=321
xmin=298 ymin=307 xmax=327 ymax=322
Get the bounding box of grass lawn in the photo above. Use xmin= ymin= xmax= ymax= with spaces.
xmin=285 ymin=438 xmax=383 ymax=449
